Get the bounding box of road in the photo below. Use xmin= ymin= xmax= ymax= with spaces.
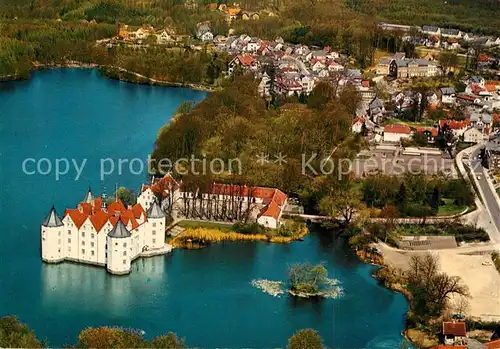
xmin=469 ymin=146 xmax=500 ymax=243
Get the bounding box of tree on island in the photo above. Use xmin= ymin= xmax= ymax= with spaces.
xmin=288 ymin=263 xmax=328 ymax=295
xmin=287 ymin=329 xmax=324 ymax=349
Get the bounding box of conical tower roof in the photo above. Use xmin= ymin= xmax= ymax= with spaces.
xmin=147 ymin=200 xmax=166 ymax=219
xmin=83 ymin=187 xmax=94 ymax=204
xmin=41 ymin=206 xmax=64 ymax=227
xmin=107 ymin=218 xmax=131 ymax=239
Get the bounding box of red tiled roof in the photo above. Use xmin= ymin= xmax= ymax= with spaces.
xmin=384 ymin=124 xmax=411 ymax=134
xmin=64 ymin=195 xmax=145 ymax=233
xmin=237 ymin=55 xmax=255 ymax=66
xmin=485 ymin=339 xmax=500 ymax=349
xmin=439 ymin=119 xmax=469 ymax=129
xmin=478 ymin=53 xmax=489 ymax=62
xmin=149 ymin=174 xmax=180 ymax=198
xmin=361 ymin=80 xmax=370 ymax=88
xmin=442 ymin=321 xmax=466 ymax=336
xmin=208 ymin=183 xmax=287 ymax=220
xmin=351 ymin=117 xmax=365 ymax=126
xmin=431 ymin=346 xmax=466 ymax=349
xmin=416 ymin=127 xmax=438 ymax=137
xmin=470 ymin=84 xmax=486 ymax=94
xmin=457 ymin=93 xmax=478 ymax=102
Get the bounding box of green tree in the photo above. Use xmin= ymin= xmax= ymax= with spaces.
xmin=430 ymin=187 xmax=440 ymax=213
xmin=287 ymin=329 xmax=324 ymax=349
xmin=116 ymin=187 xmax=135 ymax=207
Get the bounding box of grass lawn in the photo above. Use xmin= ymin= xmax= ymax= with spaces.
xmin=456 ymin=141 xmax=475 ymax=152
xmin=177 ymin=220 xmax=234 ymax=231
xmin=382 ymin=117 xmax=435 ymax=128
xmin=437 ymin=198 xmax=468 ymax=216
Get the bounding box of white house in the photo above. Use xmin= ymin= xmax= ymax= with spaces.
xmin=156 ymin=29 xmax=175 ymax=44
xmin=383 ymin=124 xmax=411 ymax=142
xmin=463 ymin=127 xmax=483 ymax=143
xmin=440 ymin=87 xmax=456 ymax=105
xmin=443 ymin=322 xmax=467 ymax=346
xmin=351 ymin=117 xmax=365 ymax=134
xmin=140 ymin=174 xmax=288 ymax=230
xmin=41 ymin=189 xmax=169 ymax=275
xmin=311 ymin=60 xmax=326 ymax=72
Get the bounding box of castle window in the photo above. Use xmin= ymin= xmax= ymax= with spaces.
xmin=123 ymin=243 xmax=127 ymax=248
xmin=91 ymin=242 xmax=94 ymax=247
xmin=82 ymin=241 xmax=85 ymax=246
xmin=82 ymin=249 xmax=85 ymax=254
xmin=123 ymin=259 xmax=126 ymax=264
xmin=91 ymin=250 xmax=95 ymax=256
xmin=152 ymin=230 xmax=156 ymax=235
xmin=152 ymin=222 xmax=156 ymax=227
xmin=123 ymin=251 xmax=127 ymax=256
xmin=68 ymin=230 xmax=71 ymax=235
xmin=153 ymin=238 xmax=156 ymax=244
xmin=68 ymin=247 xmax=71 ymax=252
xmin=58 ymin=231 xmax=61 ymax=236
xmin=82 ymin=232 xmax=85 ymax=237
xmin=91 ymin=233 xmax=95 ymax=239
xmin=68 ymin=238 xmax=71 ymax=243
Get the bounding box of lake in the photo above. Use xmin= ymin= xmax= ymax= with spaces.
xmin=0 ymin=69 xmax=408 ymax=348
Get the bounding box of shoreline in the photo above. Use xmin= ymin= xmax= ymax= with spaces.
xmin=1 ymin=61 xmax=217 ymax=92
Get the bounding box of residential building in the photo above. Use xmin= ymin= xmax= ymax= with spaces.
xmin=468 ymin=76 xmax=486 ymax=88
xmin=41 ymin=189 xmax=169 ymax=275
xmin=376 ymin=58 xmax=393 ymax=75
xmin=368 ymin=97 xmax=385 ymax=122
xmin=439 ymin=87 xmax=456 ymax=105
xmin=442 ymin=321 xmax=467 ymax=346
xmin=422 ymin=26 xmax=441 ymax=36
xmin=141 ymin=175 xmax=288 ymax=229
xmin=463 ymin=127 xmax=483 ymax=143
xmin=439 ymin=119 xmax=469 ymax=137
xmin=441 ymin=28 xmax=461 ymax=38
xmin=228 ymin=55 xmax=257 ymax=74
xmin=485 ymin=140 xmax=500 ymax=169
xmin=383 ymin=124 xmax=411 ymax=142
xmin=196 ymin=22 xmax=213 ymax=42
xmin=415 ymin=127 xmax=438 ymax=142
xmin=390 ymin=59 xmax=438 ymax=78
xmin=351 ymin=117 xmax=366 ymax=134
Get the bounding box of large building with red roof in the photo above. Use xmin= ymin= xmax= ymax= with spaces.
xmin=41 ymin=188 xmax=170 ymax=275
xmin=138 ymin=174 xmax=288 ymax=229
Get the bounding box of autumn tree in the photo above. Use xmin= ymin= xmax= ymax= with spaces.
xmin=407 ymin=254 xmax=470 ymax=318
xmin=0 ymin=316 xmax=42 ymax=348
xmin=287 ymin=329 xmax=324 ymax=349
xmin=438 ymin=51 xmax=459 ymax=78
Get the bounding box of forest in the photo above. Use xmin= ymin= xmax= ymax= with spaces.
xmin=2 ymin=0 xmax=500 ymax=77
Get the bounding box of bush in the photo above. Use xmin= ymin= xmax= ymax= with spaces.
xmin=231 ymin=222 xmax=267 ymax=235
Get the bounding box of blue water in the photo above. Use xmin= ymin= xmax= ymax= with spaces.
xmin=0 ymin=69 xmax=409 ymax=348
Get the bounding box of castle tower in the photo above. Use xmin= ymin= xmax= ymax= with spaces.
xmin=146 ymin=200 xmax=166 ymax=249
xmin=83 ymin=186 xmax=94 ymax=205
xmin=41 ymin=206 xmax=64 ymax=263
xmin=106 ymin=218 xmax=132 ymax=275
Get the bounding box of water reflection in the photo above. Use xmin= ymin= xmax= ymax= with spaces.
xmin=40 ymin=256 xmax=168 ymax=316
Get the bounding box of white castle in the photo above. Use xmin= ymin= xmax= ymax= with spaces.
xmin=41 ymin=175 xmax=288 ymax=274
xmin=41 ymin=189 xmax=170 ymax=275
